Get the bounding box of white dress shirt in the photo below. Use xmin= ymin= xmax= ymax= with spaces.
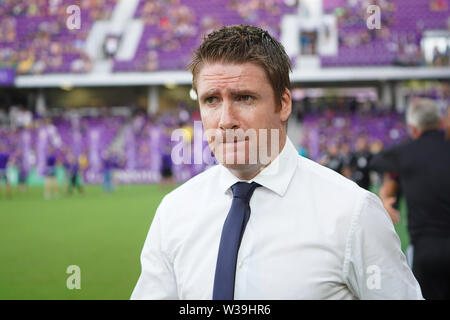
xmin=131 ymin=138 xmax=423 ymax=300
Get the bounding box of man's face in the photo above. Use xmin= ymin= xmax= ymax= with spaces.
xmin=356 ymin=137 xmax=367 ymax=152
xmin=196 ymin=62 xmax=291 ymax=177
xmin=328 ymin=144 xmax=338 ymax=157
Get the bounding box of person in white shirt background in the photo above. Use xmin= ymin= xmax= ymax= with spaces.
xmin=131 ymin=25 xmax=423 ymax=300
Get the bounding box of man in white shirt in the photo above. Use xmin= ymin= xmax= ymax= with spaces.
xmin=131 ymin=25 xmax=422 ymax=300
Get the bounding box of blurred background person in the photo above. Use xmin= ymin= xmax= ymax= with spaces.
xmin=15 ymin=150 xmax=28 ymax=193
xmin=65 ymin=152 xmax=83 ymax=195
xmin=44 ymin=144 xmax=59 ymax=200
xmin=101 ymin=150 xmax=115 ymax=193
xmin=348 ymin=136 xmax=373 ymax=190
xmin=370 ymin=98 xmax=450 ymax=300
xmin=159 ymin=119 xmax=176 ymax=188
xmin=319 ymin=142 xmax=344 ymax=174
xmin=0 ymin=143 xmax=12 ymax=198
xmin=339 ymin=141 xmax=352 ymax=179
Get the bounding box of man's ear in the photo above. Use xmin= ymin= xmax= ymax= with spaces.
xmin=280 ymin=88 xmax=292 ymax=123
xmin=408 ymin=125 xmax=421 ymax=139
xmin=439 ymin=117 xmax=445 ymax=130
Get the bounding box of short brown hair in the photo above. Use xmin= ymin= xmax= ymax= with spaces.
xmin=188 ymin=25 xmax=292 ymax=109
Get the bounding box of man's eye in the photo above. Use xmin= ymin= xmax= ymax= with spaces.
xmin=238 ymin=95 xmax=254 ymax=102
xmin=205 ymin=97 xmax=217 ymax=104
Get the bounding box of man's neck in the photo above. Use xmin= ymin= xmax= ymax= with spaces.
xmin=415 ymin=127 xmax=441 ymax=139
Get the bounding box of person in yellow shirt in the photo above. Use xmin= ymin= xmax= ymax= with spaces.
xmin=17 ymin=54 xmax=34 ymax=74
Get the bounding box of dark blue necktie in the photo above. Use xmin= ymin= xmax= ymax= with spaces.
xmin=213 ymin=181 xmax=261 ymax=300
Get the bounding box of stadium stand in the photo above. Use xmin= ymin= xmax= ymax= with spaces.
xmin=0 ymin=0 xmax=448 ymax=187
xmin=113 ymin=0 xmax=296 ymax=72
xmin=0 ymin=0 xmax=118 ymax=74
xmin=300 ymin=108 xmax=407 ymax=161
xmin=2 ymin=0 xmax=449 ymax=75
xmin=322 ymin=0 xmax=450 ymax=67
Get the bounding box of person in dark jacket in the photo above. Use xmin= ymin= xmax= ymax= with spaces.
xmin=370 ymin=98 xmax=450 ymax=300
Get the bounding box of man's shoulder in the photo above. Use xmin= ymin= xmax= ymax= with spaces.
xmin=296 ymin=155 xmax=373 ymax=214
xmin=297 ymin=155 xmax=361 ymax=193
xmin=161 ymin=165 xmax=220 ymax=205
xmin=383 ymin=140 xmax=411 ymax=155
xmin=385 ymin=131 xmax=448 ymax=158
xmin=294 ymin=155 xmax=385 ymax=245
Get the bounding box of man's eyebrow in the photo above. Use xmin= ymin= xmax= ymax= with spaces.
xmin=199 ymin=88 xmax=260 ymax=101
xmin=229 ymin=89 xmax=260 ymax=97
xmin=199 ymin=88 xmax=220 ymax=101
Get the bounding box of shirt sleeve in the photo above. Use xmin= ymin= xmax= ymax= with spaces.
xmin=130 ymin=198 xmax=178 ymax=299
xmin=369 ymin=146 xmax=400 ymax=174
xmin=343 ymin=191 xmax=423 ymax=300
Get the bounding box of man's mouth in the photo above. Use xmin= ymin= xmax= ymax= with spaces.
xmin=224 ymin=136 xmax=249 ymax=144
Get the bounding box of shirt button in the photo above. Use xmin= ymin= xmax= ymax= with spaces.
xmin=238 ymin=261 xmax=243 ymax=269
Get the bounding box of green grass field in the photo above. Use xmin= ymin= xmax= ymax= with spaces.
xmin=0 ymin=184 xmax=175 ymax=300
xmin=0 ymin=183 xmax=410 ymax=300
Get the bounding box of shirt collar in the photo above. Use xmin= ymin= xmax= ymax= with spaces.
xmin=218 ymin=137 xmax=299 ymax=197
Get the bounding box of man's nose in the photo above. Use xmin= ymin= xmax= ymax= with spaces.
xmin=218 ymin=101 xmax=239 ymax=130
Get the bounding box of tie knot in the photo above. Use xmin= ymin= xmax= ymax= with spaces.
xmin=231 ymin=182 xmax=261 ymax=202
